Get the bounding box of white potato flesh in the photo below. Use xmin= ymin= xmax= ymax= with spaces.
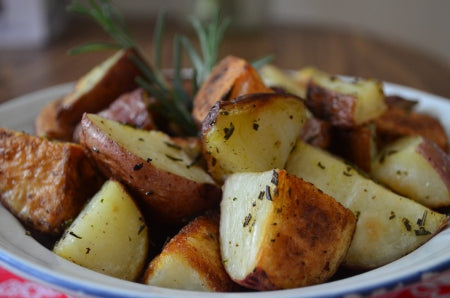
xmin=62 ymin=50 xmax=123 ymax=106
xmin=371 ymin=136 xmax=450 ymax=208
xmin=53 ymin=179 xmax=149 ymax=281
xmin=145 ymin=256 xmax=205 ymax=291
xmin=259 ymin=64 xmax=307 ymax=98
xmin=286 ymin=140 xmax=448 ymax=269
xmin=221 ymin=171 xmax=274 ymax=280
xmin=203 ymin=93 xmax=307 ymax=183
xmin=87 ymin=114 xmax=215 ymax=184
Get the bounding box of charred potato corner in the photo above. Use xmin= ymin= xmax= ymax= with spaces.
xmin=1 ymin=1 xmax=449 ymax=294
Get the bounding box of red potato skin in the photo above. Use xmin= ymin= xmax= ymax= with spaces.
xmin=416 ymin=137 xmax=450 ymax=192
xmin=42 ymin=49 xmax=144 ymax=141
xmin=193 ymin=55 xmax=273 ymax=126
xmin=299 ymin=117 xmax=331 ymax=149
xmin=79 ymin=114 xmax=222 ymax=226
xmin=306 ymin=82 xmax=357 ymax=127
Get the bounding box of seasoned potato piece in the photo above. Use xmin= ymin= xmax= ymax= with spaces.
xmin=372 ymin=136 xmax=450 ymax=208
xmin=0 ymin=128 xmax=103 ymax=235
xmin=299 ymin=116 xmax=331 ymax=149
xmin=73 ymin=88 xmax=155 ymax=142
xmin=384 ymin=95 xmax=418 ymax=111
xmin=202 ymin=92 xmax=307 ymax=183
xmin=36 ymin=49 xmax=143 ymax=141
xmin=192 ymin=55 xmax=273 ymax=125
xmin=220 ymin=169 xmax=356 ymax=290
xmin=330 ymin=122 xmax=377 ymax=173
xmin=259 ymin=64 xmax=307 ymax=98
xmin=306 ymin=70 xmax=386 ymax=127
xmin=34 ymin=97 xmax=68 ymax=140
xmin=143 ymin=212 xmax=237 ymax=292
xmin=80 ymin=114 xmax=221 ymax=225
xmin=53 ymin=179 xmax=149 ymax=281
xmin=286 ymin=140 xmax=448 ymax=269
xmin=375 ymin=107 xmax=449 ymax=152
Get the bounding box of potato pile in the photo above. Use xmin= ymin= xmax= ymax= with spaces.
xmin=0 ymin=50 xmax=449 ymax=292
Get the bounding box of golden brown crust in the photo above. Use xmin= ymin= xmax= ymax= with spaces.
xmin=375 ymin=107 xmax=449 ymax=152
xmin=144 ymin=212 xmax=238 ymax=291
xmin=237 ymin=170 xmax=356 ymax=289
xmin=193 ymin=55 xmax=272 ymax=126
xmin=0 ymin=128 xmax=103 ymax=235
xmin=34 ymin=98 xmax=73 ymax=141
xmin=79 ymin=114 xmax=221 ymax=226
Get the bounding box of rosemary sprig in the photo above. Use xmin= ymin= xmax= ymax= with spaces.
xmin=181 ymin=9 xmax=231 ymax=92
xmin=67 ymin=0 xmax=136 ymax=54
xmin=66 ymin=0 xmax=233 ymax=136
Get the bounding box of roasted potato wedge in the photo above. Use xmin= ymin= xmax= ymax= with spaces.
xmin=372 ymin=136 xmax=450 ymax=208
xmin=220 ymin=169 xmax=356 ymax=290
xmin=259 ymin=64 xmax=307 ymax=98
xmin=36 ymin=49 xmax=143 ymax=141
xmin=375 ymin=107 xmax=449 ymax=152
xmin=202 ymin=92 xmax=307 ymax=183
xmin=299 ymin=116 xmax=331 ymax=149
xmin=79 ymin=113 xmax=221 ymax=225
xmin=53 ymin=179 xmax=149 ymax=281
xmin=0 ymin=128 xmax=103 ymax=235
xmin=306 ymin=70 xmax=387 ymax=127
xmin=330 ymin=122 xmax=377 ymax=173
xmin=73 ymin=88 xmax=155 ymax=142
xmin=143 ymin=211 xmax=237 ymax=292
xmin=192 ymin=55 xmax=273 ymax=125
xmin=286 ymin=140 xmax=449 ymax=269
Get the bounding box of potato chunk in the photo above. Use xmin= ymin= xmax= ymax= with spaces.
xmin=193 ymin=55 xmax=273 ymax=125
xmin=220 ymin=169 xmax=356 ymax=290
xmin=286 ymin=140 xmax=448 ymax=269
xmin=372 ymin=136 xmax=450 ymax=208
xmin=306 ymin=70 xmax=386 ymax=127
xmin=0 ymin=128 xmax=103 ymax=235
xmin=375 ymin=107 xmax=449 ymax=152
xmin=53 ymin=179 xmax=149 ymax=281
xmin=80 ymin=114 xmax=221 ymax=225
xmin=143 ymin=212 xmax=237 ymax=292
xmin=202 ymin=93 xmax=307 ymax=183
xmin=36 ymin=49 xmax=142 ymax=141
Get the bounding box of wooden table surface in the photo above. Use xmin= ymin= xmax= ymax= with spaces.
xmin=1 ymin=18 xmax=449 ymax=104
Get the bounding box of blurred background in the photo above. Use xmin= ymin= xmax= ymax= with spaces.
xmin=0 ymin=0 xmax=449 ymax=101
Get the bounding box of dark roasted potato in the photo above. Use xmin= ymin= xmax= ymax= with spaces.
xmin=0 ymin=128 xmax=103 ymax=235
xmin=375 ymin=107 xmax=449 ymax=152
xmin=192 ymin=55 xmax=273 ymax=126
xmin=329 ymin=122 xmax=377 ymax=173
xmin=299 ymin=116 xmax=331 ymax=149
